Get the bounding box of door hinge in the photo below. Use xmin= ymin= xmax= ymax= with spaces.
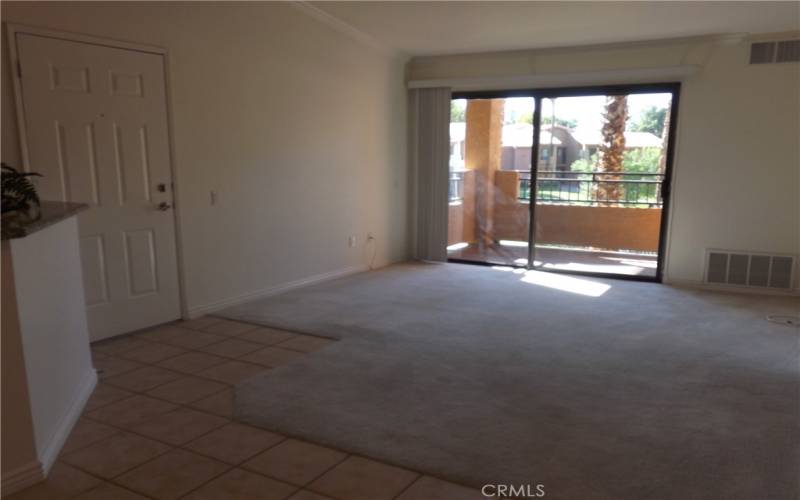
xmin=16 ymin=60 xmax=22 ymax=78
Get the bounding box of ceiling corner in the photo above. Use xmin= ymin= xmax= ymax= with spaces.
xmin=288 ymin=1 xmax=404 ymax=58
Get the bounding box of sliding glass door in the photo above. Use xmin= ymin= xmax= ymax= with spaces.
xmin=446 ymin=97 xmax=534 ymax=266
xmin=447 ymin=84 xmax=678 ymax=281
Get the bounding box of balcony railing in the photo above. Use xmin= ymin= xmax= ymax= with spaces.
xmin=519 ymin=171 xmax=664 ymax=207
xmin=449 ymin=171 xmax=465 ymax=202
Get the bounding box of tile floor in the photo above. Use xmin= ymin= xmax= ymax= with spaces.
xmin=8 ymin=317 xmax=487 ymax=500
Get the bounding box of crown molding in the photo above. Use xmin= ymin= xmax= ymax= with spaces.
xmin=286 ymin=1 xmax=402 ymax=57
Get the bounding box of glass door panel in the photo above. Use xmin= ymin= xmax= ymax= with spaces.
xmin=532 ymin=93 xmax=673 ymax=278
xmin=447 ymin=97 xmax=534 ymax=266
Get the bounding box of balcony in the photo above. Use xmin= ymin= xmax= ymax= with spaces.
xmin=517 ymin=172 xmax=664 ymax=207
xmin=447 ymin=169 xmax=663 ymax=277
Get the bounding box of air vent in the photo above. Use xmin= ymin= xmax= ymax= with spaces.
xmin=750 ymin=42 xmax=776 ymax=64
xmin=750 ymin=39 xmax=800 ymax=64
xmin=776 ymin=40 xmax=800 ymax=63
xmin=705 ymin=250 xmax=795 ymax=290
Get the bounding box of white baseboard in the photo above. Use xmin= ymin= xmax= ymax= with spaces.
xmin=665 ymin=278 xmax=800 ymax=296
xmin=37 ymin=370 xmax=98 ymax=475
xmin=187 ymin=265 xmax=369 ymax=318
xmin=1 ymin=461 xmax=44 ymax=497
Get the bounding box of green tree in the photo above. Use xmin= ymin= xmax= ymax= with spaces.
xmin=450 ymin=101 xmax=466 ymax=122
xmin=630 ymin=106 xmax=667 ymax=136
xmin=569 ymin=154 xmax=599 ymax=174
xmin=622 ymin=148 xmax=662 ymax=174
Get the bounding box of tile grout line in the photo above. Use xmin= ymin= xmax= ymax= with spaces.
xmin=62 ymin=421 xmax=233 ymax=499
xmin=74 ymin=475 xmax=160 ymax=500
xmin=391 ymin=474 xmax=424 ymax=500
xmin=78 ymin=396 xmax=232 ymax=449
xmin=173 ymin=436 xmax=300 ymax=500
xmin=70 ymin=329 xmax=283 ymax=474
xmin=86 ymin=318 xmax=482 ymax=498
xmin=60 ymin=435 xmax=173 ymax=499
xmin=95 ymin=327 xmax=328 ymax=383
xmin=35 ymin=319 xmax=312 ymax=499
xmin=99 ymin=355 xmax=268 ymax=394
xmin=295 ymin=453 xmax=353 ymax=499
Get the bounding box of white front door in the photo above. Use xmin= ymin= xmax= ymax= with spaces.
xmin=15 ymin=33 xmax=181 ymax=341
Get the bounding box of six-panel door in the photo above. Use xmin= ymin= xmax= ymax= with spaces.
xmin=16 ymin=33 xmax=181 ymax=341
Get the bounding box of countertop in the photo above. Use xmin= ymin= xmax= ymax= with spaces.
xmin=2 ymin=201 xmax=89 ymax=240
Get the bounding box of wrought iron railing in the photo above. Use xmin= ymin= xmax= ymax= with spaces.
xmin=518 ymin=171 xmax=664 ymax=207
xmin=449 ymin=171 xmax=465 ymax=202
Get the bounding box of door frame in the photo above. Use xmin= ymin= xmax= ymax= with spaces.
xmin=450 ymin=82 xmax=681 ymax=283
xmin=6 ymin=23 xmax=190 ymax=320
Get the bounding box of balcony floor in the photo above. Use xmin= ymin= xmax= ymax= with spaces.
xmin=447 ymin=243 xmax=658 ymax=278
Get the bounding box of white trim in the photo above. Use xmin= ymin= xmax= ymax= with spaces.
xmin=6 ymin=25 xmax=33 ymax=171
xmin=5 ymin=23 xmax=166 ymax=55
xmin=660 ymin=101 xmax=682 ymax=287
xmin=408 ymin=65 xmax=700 ymax=91
xmin=159 ymin=50 xmax=191 ymax=321
xmin=6 ymin=24 xmax=186 ymax=331
xmin=36 ymin=370 xmax=98 ymax=475
xmin=187 ymin=265 xmax=369 ymax=318
xmin=1 ymin=461 xmax=44 ymax=496
xmin=287 ymin=2 xmax=399 ymax=56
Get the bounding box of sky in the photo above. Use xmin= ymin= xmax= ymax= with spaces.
xmin=453 ymin=93 xmax=672 ymax=132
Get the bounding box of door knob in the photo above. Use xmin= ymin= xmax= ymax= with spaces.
xmin=157 ymin=202 xmax=172 ymax=211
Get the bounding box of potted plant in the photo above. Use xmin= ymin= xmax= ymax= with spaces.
xmin=2 ymin=163 xmax=44 ymax=238
xmin=2 ymin=163 xmax=42 ymax=217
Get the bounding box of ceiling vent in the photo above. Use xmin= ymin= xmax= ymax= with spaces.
xmin=705 ymin=250 xmax=795 ymax=290
xmin=750 ymin=39 xmax=800 ymax=64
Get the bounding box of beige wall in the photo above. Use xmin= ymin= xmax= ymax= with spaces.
xmin=410 ymin=36 xmax=800 ymax=287
xmin=1 ymin=2 xmax=409 ymax=314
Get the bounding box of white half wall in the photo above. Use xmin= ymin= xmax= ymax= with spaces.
xmin=1 ymin=2 xmax=410 ymax=316
xmin=9 ymin=217 xmax=96 ymax=472
xmin=408 ymin=36 xmax=800 ymax=287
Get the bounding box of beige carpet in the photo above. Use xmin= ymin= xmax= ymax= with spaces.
xmin=220 ymin=262 xmax=799 ymax=500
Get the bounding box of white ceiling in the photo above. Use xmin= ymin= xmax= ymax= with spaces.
xmin=308 ymin=1 xmax=800 ymax=56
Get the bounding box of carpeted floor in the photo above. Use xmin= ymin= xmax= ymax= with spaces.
xmin=220 ymin=262 xmax=799 ymax=500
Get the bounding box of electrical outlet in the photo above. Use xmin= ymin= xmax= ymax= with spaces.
xmin=348 ymin=235 xmax=356 ymax=248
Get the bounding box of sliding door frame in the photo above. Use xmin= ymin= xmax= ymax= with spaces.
xmin=451 ymin=81 xmax=681 ymax=283
xmin=527 ymin=96 xmax=542 ymax=268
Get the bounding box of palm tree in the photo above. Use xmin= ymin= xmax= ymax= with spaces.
xmin=656 ymin=103 xmax=672 ymax=201
xmin=597 ymin=95 xmax=628 ymax=203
